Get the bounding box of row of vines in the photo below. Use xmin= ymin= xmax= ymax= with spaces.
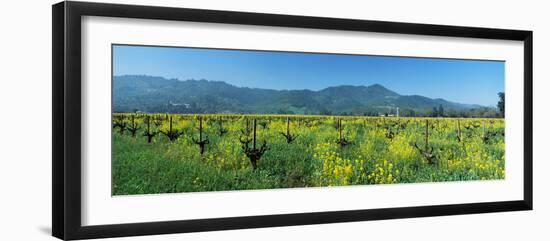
xmin=112 ymin=113 xmax=505 ymax=195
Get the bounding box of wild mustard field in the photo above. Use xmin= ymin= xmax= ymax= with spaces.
xmin=112 ymin=113 xmax=505 ymax=195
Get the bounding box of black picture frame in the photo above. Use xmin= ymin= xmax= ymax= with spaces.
xmin=52 ymin=1 xmax=533 ymax=240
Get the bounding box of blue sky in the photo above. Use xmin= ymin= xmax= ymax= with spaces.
xmin=113 ymin=44 xmax=504 ymax=106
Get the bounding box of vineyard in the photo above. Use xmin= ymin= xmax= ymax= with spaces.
xmin=112 ymin=113 xmax=505 ymax=195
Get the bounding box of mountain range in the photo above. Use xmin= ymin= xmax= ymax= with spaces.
xmin=113 ymin=75 xmax=483 ymax=115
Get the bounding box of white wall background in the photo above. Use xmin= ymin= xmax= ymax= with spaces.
xmin=0 ymin=0 xmax=547 ymax=240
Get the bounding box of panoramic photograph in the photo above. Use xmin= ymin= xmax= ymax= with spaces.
xmin=111 ymin=44 xmax=505 ymax=195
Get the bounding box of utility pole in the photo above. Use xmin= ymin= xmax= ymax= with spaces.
xmin=396 ymin=107 xmax=399 ymax=117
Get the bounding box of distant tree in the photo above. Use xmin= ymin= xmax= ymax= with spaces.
xmin=498 ymin=92 xmax=505 ymax=117
xmin=438 ymin=104 xmax=444 ymax=117
xmin=401 ymin=108 xmax=416 ymax=117
xmin=482 ymin=108 xmax=499 ymax=118
xmin=431 ymin=106 xmax=438 ymax=117
xmin=447 ymin=108 xmax=457 ymax=117
xmin=319 ymin=108 xmax=332 ymax=116
xmin=364 ymin=111 xmax=377 ymax=116
xmin=469 ymin=108 xmax=477 ymax=118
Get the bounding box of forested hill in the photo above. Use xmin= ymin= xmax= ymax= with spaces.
xmin=113 ymin=75 xmax=494 ymax=116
